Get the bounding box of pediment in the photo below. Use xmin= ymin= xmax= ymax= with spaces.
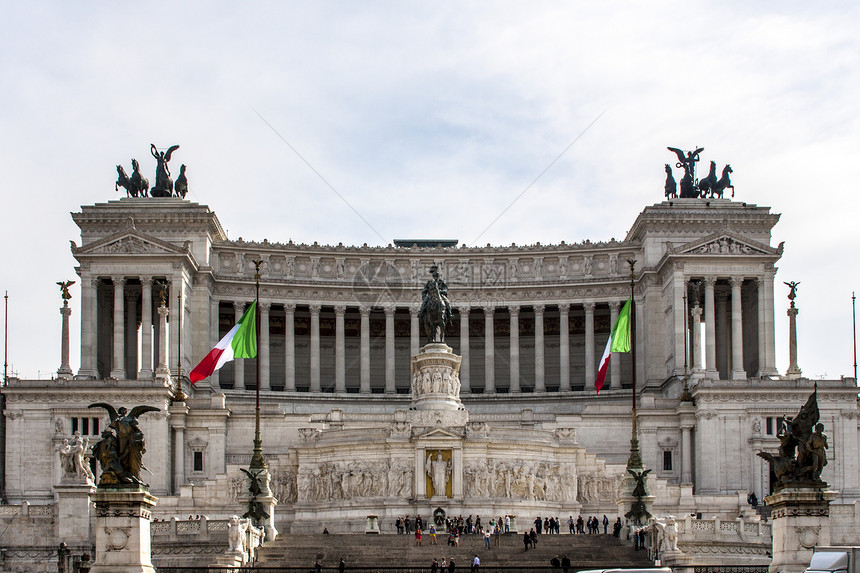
xmin=413 ymin=426 xmax=465 ymax=441
xmin=673 ymin=231 xmax=781 ymax=257
xmin=72 ymin=229 xmax=188 ymax=257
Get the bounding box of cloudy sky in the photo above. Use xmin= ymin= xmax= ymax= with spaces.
xmin=1 ymin=2 xmax=858 ymax=381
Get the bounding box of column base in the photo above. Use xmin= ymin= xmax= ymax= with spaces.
xmin=705 ymin=368 xmax=720 ymax=380
xmin=90 ymin=487 xmax=158 ymax=573
xmin=731 ymin=369 xmax=747 ymax=380
xmin=110 ymin=368 xmax=127 ymax=380
xmin=58 ymin=366 xmax=74 ymax=379
xmin=786 ymin=366 xmax=803 ymax=380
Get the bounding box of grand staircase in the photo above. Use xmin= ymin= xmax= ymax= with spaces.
xmin=254 ymin=532 xmax=654 ymax=569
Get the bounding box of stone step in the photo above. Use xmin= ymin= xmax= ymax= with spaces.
xmin=256 ymin=533 xmax=652 ymax=569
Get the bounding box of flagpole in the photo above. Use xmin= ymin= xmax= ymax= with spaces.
xmin=1 ymin=291 xmax=7 ymax=503
xmin=249 ymin=259 xmax=266 ymax=472
xmin=853 ymin=292 xmax=857 ymax=383
xmin=626 ymin=259 xmax=643 ymax=470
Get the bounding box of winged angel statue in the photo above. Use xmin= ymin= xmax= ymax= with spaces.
xmin=150 ymin=144 xmax=180 ymax=197
xmin=88 ymin=403 xmax=160 ymax=487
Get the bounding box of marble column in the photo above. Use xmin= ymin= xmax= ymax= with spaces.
xmin=169 ymin=279 xmax=181 ymax=376
xmin=509 ymin=306 xmax=520 ymax=393
xmin=410 ymin=307 xmax=420 ymax=357
xmin=763 ymin=271 xmax=778 ymax=375
xmin=385 ymin=306 xmax=396 ymax=393
xmin=259 ymin=302 xmax=271 ymax=391
xmin=156 ymin=303 xmax=170 ymax=380
xmin=138 ymin=278 xmax=154 ymax=380
xmin=125 ymin=289 xmax=140 ymax=379
xmin=786 ymin=299 xmax=802 ymax=379
xmin=233 ymin=302 xmax=245 ymax=390
xmin=78 ymin=276 xmax=99 ymax=378
xmin=716 ymin=291 xmax=729 ymax=379
xmin=756 ymin=278 xmax=767 ymax=378
xmin=559 ymin=304 xmax=571 ymax=392
xmin=610 ymin=301 xmax=621 ymax=390
xmin=703 ymin=278 xmax=718 ymax=379
xmin=691 ymin=304 xmax=704 ymax=376
xmin=680 ymin=423 xmax=693 ymax=484
xmin=170 ymin=405 xmax=187 ymax=492
xmin=58 ymin=303 xmax=73 ymax=379
xmin=360 ymin=306 xmax=371 ymax=393
xmin=208 ymin=298 xmax=220 ymax=388
xmin=534 ymin=305 xmax=546 ymax=392
xmin=335 ymin=305 xmax=346 ymax=393
xmin=459 ymin=307 xmax=470 ymax=393
xmin=731 ymin=278 xmax=747 ymax=379
xmin=284 ymin=304 xmax=296 ymax=391
xmin=672 ymin=271 xmax=686 ymax=376
xmin=484 ymin=306 xmax=495 ymax=393
xmin=584 ymin=302 xmax=596 ymax=389
xmin=110 ymin=277 xmax=126 ymax=379
xmin=309 ymin=304 xmax=321 ymax=392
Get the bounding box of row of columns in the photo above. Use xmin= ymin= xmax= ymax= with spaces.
xmin=78 ymin=275 xmax=180 ymax=380
xmin=221 ymin=301 xmax=627 ymax=393
xmin=683 ymin=275 xmax=777 ymax=379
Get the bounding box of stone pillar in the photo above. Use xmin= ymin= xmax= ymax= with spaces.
xmin=731 ymin=278 xmax=747 ymax=379
xmin=534 ymin=305 xmax=546 ymax=392
xmin=680 ymin=423 xmax=693 ymax=484
xmin=385 ymin=306 xmax=396 ymax=393
xmin=309 ymin=304 xmax=321 ymax=392
xmin=360 ymin=306 xmax=371 ymax=393
xmin=58 ymin=303 xmax=73 ymax=379
xmin=610 ymin=301 xmax=621 ymax=390
xmin=756 ymin=278 xmax=767 ymax=378
xmin=410 ymin=344 xmax=464 ymax=411
xmin=156 ymin=304 xmax=170 ymax=381
xmin=691 ymin=304 xmax=704 ymax=376
xmin=509 ymin=306 xmax=521 ymax=393
xmin=169 ymin=279 xmax=181 ymax=376
xmin=335 ymin=305 xmax=346 ymax=393
xmin=484 ymin=306 xmax=495 ymax=393
xmin=584 ymin=303 xmax=595 ymax=389
xmin=558 ymin=304 xmax=571 ymax=392
xmin=170 ymin=402 xmax=188 ymax=492
xmin=125 ymin=289 xmax=140 ymax=379
xmin=233 ymin=302 xmax=245 ymax=390
xmin=259 ymin=303 xmax=271 ymax=391
xmin=55 ymin=483 xmax=95 ymax=544
xmin=78 ymin=276 xmax=99 ymax=378
xmin=459 ymin=307 xmax=470 ymax=393
xmin=703 ymin=278 xmax=718 ymax=379
xmin=90 ymin=488 xmax=158 ymax=573
xmin=410 ymin=307 xmax=420 ymax=357
xmin=672 ymin=271 xmax=686 ymax=376
xmin=110 ymin=277 xmax=126 ymax=379
xmin=284 ymin=304 xmax=296 ymax=391
xmin=766 ymin=488 xmax=837 ymax=573
xmin=786 ymin=299 xmax=802 ymax=379
xmin=138 ymin=278 xmax=153 ymax=380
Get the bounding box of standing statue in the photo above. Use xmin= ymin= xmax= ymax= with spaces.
xmin=56 ymin=281 xmax=75 ymax=303
xmin=667 ymin=147 xmax=704 ymax=198
xmin=785 ymin=281 xmax=800 ymax=301
xmin=758 ymin=388 xmax=828 ymax=490
xmin=150 ymin=144 xmax=180 ymax=197
xmin=426 ymin=452 xmax=451 ymax=497
xmin=58 ymin=432 xmax=95 ymax=484
xmin=88 ymin=403 xmax=160 ymax=486
xmin=419 ymin=265 xmax=452 ymax=343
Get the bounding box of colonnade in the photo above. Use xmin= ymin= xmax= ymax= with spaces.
xmin=213 ymin=301 xmax=630 ymax=394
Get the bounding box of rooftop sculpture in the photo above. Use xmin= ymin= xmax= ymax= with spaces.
xmin=665 ymin=147 xmax=733 ymax=199
xmin=115 ymin=144 xmax=188 ymax=199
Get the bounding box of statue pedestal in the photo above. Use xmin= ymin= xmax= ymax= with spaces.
xmin=411 ymin=343 xmax=463 ymax=411
xmin=365 ymin=514 xmax=381 ymax=534
xmin=238 ymin=469 xmax=279 ymax=543
xmin=90 ymin=487 xmax=158 ymax=573
xmin=765 ymin=488 xmax=837 ymax=573
xmin=55 ymin=482 xmax=96 ymax=545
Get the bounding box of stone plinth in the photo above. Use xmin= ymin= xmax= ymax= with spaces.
xmin=238 ymin=469 xmax=279 ymax=543
xmin=90 ymin=487 xmax=158 ymax=573
xmin=411 ymin=343 xmax=463 ymax=411
xmin=55 ymin=482 xmax=96 ymax=544
xmin=765 ymin=488 xmax=837 ymax=573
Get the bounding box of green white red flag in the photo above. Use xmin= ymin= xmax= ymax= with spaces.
xmin=594 ymin=298 xmax=631 ymax=394
xmin=189 ymin=301 xmax=257 ymax=384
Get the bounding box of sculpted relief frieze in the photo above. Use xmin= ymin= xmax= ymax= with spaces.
xmin=296 ymin=458 xmax=413 ymax=502
xmin=463 ymin=459 xmax=577 ymax=502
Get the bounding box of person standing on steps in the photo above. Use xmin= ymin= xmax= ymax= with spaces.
xmin=449 ymin=557 xmax=456 ymax=572
xmin=523 ymin=530 xmax=530 ymax=551
xmin=603 ymin=514 xmax=609 ymax=534
xmin=472 ymin=555 xmax=480 ymax=571
xmin=483 ymin=527 xmax=491 ymax=549
xmin=339 ymin=558 xmax=346 ymax=573
xmin=561 ymin=554 xmax=571 ymax=573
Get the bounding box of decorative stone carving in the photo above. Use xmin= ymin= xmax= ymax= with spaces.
xmin=463 ymin=459 xmax=576 ymax=502
xmin=410 ymin=343 xmax=463 ymax=411
xmin=58 ymin=431 xmax=95 ymax=485
xmin=295 ymin=458 xmax=413 ymax=502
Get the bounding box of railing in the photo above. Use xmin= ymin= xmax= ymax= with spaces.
xmin=694 ymin=567 xmax=770 ymax=573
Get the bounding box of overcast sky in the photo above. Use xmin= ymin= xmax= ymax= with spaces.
xmin=1 ymin=2 xmax=858 ymax=381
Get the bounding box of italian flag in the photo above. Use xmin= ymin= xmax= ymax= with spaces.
xmin=189 ymin=301 xmax=257 ymax=384
xmin=594 ymin=298 xmax=631 ymax=394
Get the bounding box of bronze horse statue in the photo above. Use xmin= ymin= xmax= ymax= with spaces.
xmin=664 ymin=164 xmax=677 ymax=199
xmin=421 ymin=279 xmax=451 ymax=343
xmin=115 ymin=159 xmax=150 ymax=197
xmin=712 ymin=164 xmax=734 ymax=198
xmin=697 ymin=160 xmax=718 ymax=197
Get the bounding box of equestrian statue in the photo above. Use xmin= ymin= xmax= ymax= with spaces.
xmin=418 ymin=265 xmax=453 ymax=344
